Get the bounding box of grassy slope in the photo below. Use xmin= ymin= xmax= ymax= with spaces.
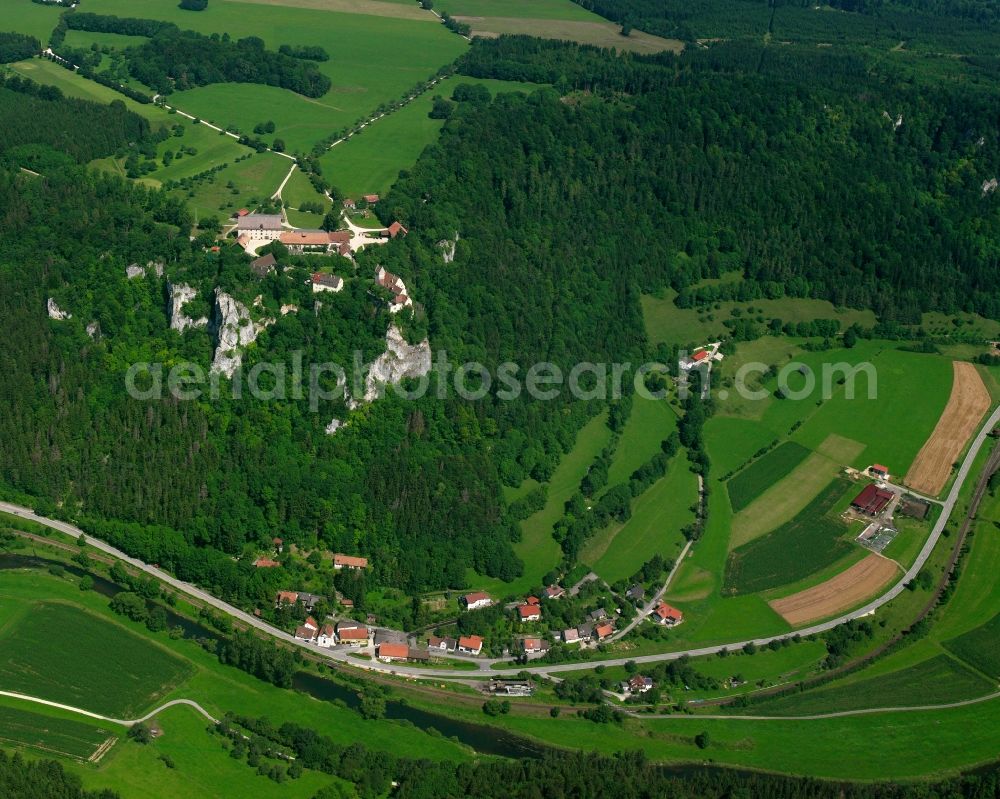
xmin=468 ymin=411 xmax=612 ymax=596
xmin=604 ymin=395 xmax=678 ymax=489
xmin=586 ymin=451 xmax=696 ymax=584
xmin=320 ymin=77 xmax=541 ymax=199
xmin=2 ymin=2 xmax=62 ymax=42
xmin=726 ymin=441 xmax=810 ymax=512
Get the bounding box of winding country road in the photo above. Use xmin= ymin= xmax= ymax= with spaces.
xmin=4 ymin=404 xmax=999 ymax=680
xmin=0 ymin=691 xmax=218 ymax=727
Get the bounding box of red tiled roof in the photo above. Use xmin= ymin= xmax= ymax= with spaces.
xmin=237 ymin=208 xmax=249 ymax=216
xmin=851 ymin=484 xmax=894 ymax=514
xmin=276 ymin=591 xmax=298 ymax=604
xmin=458 ymin=635 xmax=483 ymax=650
xmin=334 ymin=553 xmax=368 ymax=569
xmin=692 ymin=349 xmax=709 ymax=362
xmin=518 ymin=604 xmax=541 ymax=620
xmin=295 ymin=625 xmax=316 ymax=640
xmin=364 ymin=194 xmax=380 ymax=203
xmin=595 ymin=623 xmax=614 ymax=639
xmin=337 ymin=626 xmax=368 ymax=641
xmin=654 ymin=603 xmax=683 ymax=623
xmin=464 ymin=592 xmax=490 ymax=605
xmin=525 ymin=596 xmax=540 ymax=605
xmin=387 ymin=221 xmax=407 ymax=238
xmin=280 ymin=230 xmax=332 ymax=246
xmin=872 ymin=464 xmax=888 ymax=473
xmin=328 ymin=230 xmax=352 ymax=244
xmin=378 ymin=642 xmax=409 ymax=659
xmin=253 ymin=557 xmax=280 ymax=568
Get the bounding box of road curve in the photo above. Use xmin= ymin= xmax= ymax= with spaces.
xmin=3 ymin=404 xmax=998 ymax=680
xmin=0 ymin=691 xmax=218 ymax=726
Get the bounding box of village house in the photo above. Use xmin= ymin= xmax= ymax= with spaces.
xmin=594 ymin=623 xmax=614 ymax=641
xmin=458 ymin=635 xmax=484 ymax=656
xmin=543 ymin=585 xmax=565 ymax=600
xmin=428 ymin=635 xmax=457 ymax=653
xmin=250 ymin=252 xmax=276 ymax=277
xmin=622 ymin=675 xmax=654 ymax=694
xmin=524 ymin=596 xmax=540 ymax=606
xmin=407 ymin=647 xmax=430 ymax=663
xmin=562 ymin=628 xmax=580 ymax=644
xmin=275 ymin=590 xmax=299 ymax=607
xmin=363 ymin=194 xmax=380 ymax=204
xmin=387 ymin=221 xmax=407 ymax=239
xmin=253 ymin=557 xmax=280 ymax=568
xmin=297 ymin=593 xmax=324 ymax=611
xmin=652 ymin=602 xmax=684 ymax=627
xmin=625 ymin=584 xmax=645 ymax=602
xmin=462 ymin=592 xmax=492 ymax=611
xmin=316 ymin=624 xmax=336 ymax=648
xmin=343 ymin=198 xmax=356 ymax=210
xmin=377 ymin=642 xmax=409 ymax=662
xmin=576 ymin=623 xmax=595 ymax=643
xmin=294 ymin=625 xmax=317 ymax=643
xmin=272 ymin=536 xmax=284 ymax=553
xmin=333 ymin=553 xmax=368 ymax=570
xmin=518 ymin=604 xmax=542 ymax=622
xmin=520 ymin=637 xmax=550 ymax=655
xmin=588 ymin=608 xmax=608 ymax=622
xmin=303 ymin=616 xmax=318 ymax=630
xmin=311 ymin=273 xmax=344 ymax=293
xmin=340 ymin=597 xmax=354 ymax=610
xmin=336 ymin=620 xmax=370 ymax=647
xmin=237 ymin=214 xmax=283 ymax=242
xmin=869 ymin=463 xmax=890 ymax=480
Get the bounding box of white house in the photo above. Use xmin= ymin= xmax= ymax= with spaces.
xmin=462 ymin=592 xmax=492 ymax=611
xmin=237 ymin=214 xmax=283 ymax=242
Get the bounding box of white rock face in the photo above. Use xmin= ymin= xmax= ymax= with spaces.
xmin=280 ymin=304 xmax=298 ymax=316
xmin=47 ymin=298 xmax=71 ymax=320
xmin=362 ymin=324 xmax=432 ymax=402
xmin=127 ymin=260 xmax=164 ymax=280
xmin=168 ymin=283 xmax=208 ymax=332
xmin=438 ymin=233 xmax=459 ymax=264
xmin=983 ymin=178 xmax=998 ymax=197
xmin=126 ymin=263 xmax=145 ymax=280
xmin=210 ymin=292 xmax=273 ymax=377
xmin=86 ymin=321 xmax=100 ymax=339
xmin=325 ymin=418 xmax=342 ymax=435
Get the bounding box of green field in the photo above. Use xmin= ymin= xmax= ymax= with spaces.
xmin=82 ymin=0 xmax=467 ymax=155
xmin=724 ymin=478 xmax=857 ymax=595
xmin=0 ymin=703 xmax=114 ymax=761
xmin=1 ymin=1 xmax=62 ymax=43
xmin=320 ymin=76 xmax=540 ymax=199
xmin=726 ymin=441 xmax=810 ymax=512
xmin=739 ymin=655 xmax=994 ymax=716
xmin=641 ymin=291 xmax=877 ymax=349
xmin=603 ymin=395 xmax=678 ymax=490
xmin=0 ymin=602 xmax=193 ymax=718
xmin=585 ymin=451 xmax=696 ymax=584
xmin=467 ymin=411 xmax=612 ymax=596
xmin=944 ymin=612 xmax=1000 ymax=680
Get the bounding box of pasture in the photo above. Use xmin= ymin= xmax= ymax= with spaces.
xmin=2 ymin=2 xmax=62 ymax=43
xmin=584 ymin=451 xmax=696 ymax=584
xmin=602 ymin=395 xmax=678 ymax=490
xmin=726 ymin=441 xmax=810 ymax=512
xmin=0 ymin=703 xmax=115 ymax=762
xmin=944 ymin=612 xmax=1000 ymax=680
xmin=0 ymin=602 xmax=193 ymax=718
xmin=640 ymin=291 xmax=876 ymax=349
xmin=84 ymin=0 xmax=467 ymax=155
xmin=724 ymin=478 xmax=858 ymax=595
xmin=468 ymin=411 xmax=612 ymax=596
xmin=320 ymin=77 xmax=540 ymax=199
xmin=737 ymin=655 xmax=994 ymax=716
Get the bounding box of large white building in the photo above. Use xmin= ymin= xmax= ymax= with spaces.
xmin=237 ymin=214 xmax=284 ymax=242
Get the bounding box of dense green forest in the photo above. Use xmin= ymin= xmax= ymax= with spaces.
xmin=0 ymin=750 xmax=119 ymax=799
xmin=0 ymin=32 xmax=40 ymax=63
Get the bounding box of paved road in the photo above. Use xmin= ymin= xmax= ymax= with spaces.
xmin=611 ymin=539 xmax=692 ymax=641
xmin=0 ymin=691 xmax=218 ymax=727
xmin=5 ymin=404 xmax=999 ymax=680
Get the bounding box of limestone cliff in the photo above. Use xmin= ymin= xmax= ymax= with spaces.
xmin=210 ymin=292 xmax=274 ymax=377
xmin=167 ymin=283 xmax=208 ymax=333
xmin=362 ymin=324 xmax=432 ymax=402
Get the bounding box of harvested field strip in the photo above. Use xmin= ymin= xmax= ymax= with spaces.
xmin=733 ymin=655 xmax=994 ymax=716
xmin=724 ymin=478 xmax=856 ymax=595
xmin=730 ymin=434 xmax=864 ymax=549
xmin=769 ymin=553 xmax=899 ymax=626
xmin=903 ymin=361 xmax=991 ymax=495
xmin=944 ymin=612 xmax=1000 ymax=679
xmin=727 ymin=442 xmax=810 ymax=512
xmin=0 ymin=705 xmax=114 ymax=761
xmin=459 ymin=16 xmax=683 ymax=53
xmin=225 ymin=0 xmax=435 ymax=20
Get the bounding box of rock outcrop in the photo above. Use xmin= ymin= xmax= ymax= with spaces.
xmin=127 ymin=260 xmax=165 ymax=280
xmin=362 ymin=324 xmax=432 ymax=402
xmin=168 ymin=283 xmax=208 ymax=332
xmin=47 ymin=298 xmax=71 ymax=320
xmin=438 ymin=232 xmax=459 ymax=264
xmin=324 ymin=418 xmax=342 ymax=435
xmin=86 ymin=321 xmax=100 ymax=339
xmin=983 ymin=178 xmax=998 ymax=197
xmin=210 ymin=292 xmax=273 ymax=377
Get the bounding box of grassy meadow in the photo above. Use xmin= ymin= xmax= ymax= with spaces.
xmin=725 ymin=441 xmax=810 ymax=512
xmin=0 ymin=701 xmax=114 ymax=761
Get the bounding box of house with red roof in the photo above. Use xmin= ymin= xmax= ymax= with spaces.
xmin=333 ymin=553 xmax=368 ymax=570
xmin=520 ymin=637 xmax=549 ymax=655
xmin=317 ymin=624 xmax=336 ymax=648
xmin=869 ymin=463 xmax=890 ymax=479
xmin=387 ymin=221 xmax=408 ymax=239
xmin=462 ymin=592 xmax=492 ymax=611
xmin=295 ymin=625 xmax=317 ymax=642
xmin=377 ymin=642 xmax=410 ymax=661
xmin=363 ymin=194 xmax=380 ymax=204
xmin=543 ymin=585 xmax=565 ymax=600
xmin=518 ymin=604 xmax=542 ymax=622
xmin=458 ymin=635 xmax=484 ymax=655
xmin=652 ymin=602 xmax=684 ymax=627
xmin=253 ymin=557 xmax=280 ymax=568
xmin=274 ymin=590 xmax=299 ymax=607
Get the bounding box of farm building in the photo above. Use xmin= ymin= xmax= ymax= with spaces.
xmin=377 ymin=642 xmax=409 ymax=662
xmin=333 ymin=553 xmax=368 ymax=570
xmin=462 ymin=592 xmax=492 ymax=611
xmin=851 ymin=484 xmax=894 ymax=516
